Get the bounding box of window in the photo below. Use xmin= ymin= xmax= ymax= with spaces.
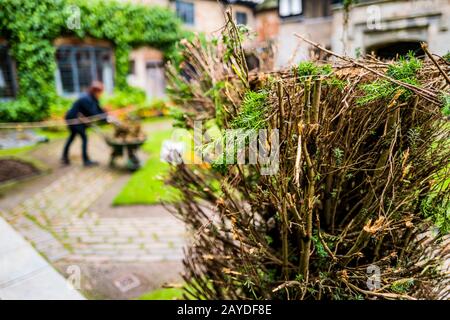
xmin=129 ymin=59 xmax=135 ymax=75
xmin=176 ymin=1 xmax=195 ymax=25
xmin=236 ymin=12 xmax=248 ymax=25
xmin=0 ymin=45 xmax=16 ymax=99
xmin=279 ymin=0 xmax=303 ymax=17
xmin=55 ymin=46 xmax=113 ymax=96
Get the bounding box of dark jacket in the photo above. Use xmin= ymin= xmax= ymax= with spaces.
xmin=65 ymin=93 xmax=105 ymax=125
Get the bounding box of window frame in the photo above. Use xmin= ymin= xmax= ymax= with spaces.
xmin=278 ymin=0 xmax=304 ymax=18
xmin=128 ymin=59 xmax=136 ymax=75
xmin=175 ymin=0 xmax=195 ymax=26
xmin=55 ymin=45 xmax=114 ymax=97
xmin=0 ymin=44 xmax=18 ymax=101
xmin=235 ymin=11 xmax=248 ymax=25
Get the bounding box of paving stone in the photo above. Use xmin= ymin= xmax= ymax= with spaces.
xmin=2 ymin=127 xmax=187 ymax=267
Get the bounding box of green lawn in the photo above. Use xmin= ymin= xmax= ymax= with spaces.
xmin=138 ymin=283 xmax=200 ymax=300
xmin=113 ymin=127 xmax=180 ymax=205
xmin=36 ymin=128 xmax=68 ymax=140
xmin=138 ymin=287 xmax=185 ymax=300
xmin=0 ymin=144 xmax=35 ymax=157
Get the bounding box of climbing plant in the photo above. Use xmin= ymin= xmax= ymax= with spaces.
xmin=0 ymin=0 xmax=184 ymax=121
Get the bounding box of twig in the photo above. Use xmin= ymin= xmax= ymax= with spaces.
xmin=421 ymin=42 xmax=450 ymax=87
xmin=294 ymin=33 xmax=441 ymax=105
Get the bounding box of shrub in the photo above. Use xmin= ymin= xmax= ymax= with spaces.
xmin=442 ymin=93 xmax=450 ymax=116
xmin=0 ymin=99 xmax=42 ymax=122
xmin=297 ymin=61 xmax=332 ymax=79
xmin=101 ymin=87 xmax=146 ymax=109
xmin=358 ymin=52 xmax=422 ymax=105
xmin=49 ymin=96 xmax=74 ymax=118
xmin=166 ymin=20 xmax=450 ymax=300
xmin=231 ymin=90 xmax=268 ymax=130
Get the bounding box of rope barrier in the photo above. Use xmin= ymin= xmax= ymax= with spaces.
xmin=0 ymin=105 xmax=136 ymax=130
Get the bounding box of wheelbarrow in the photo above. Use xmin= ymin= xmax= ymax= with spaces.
xmin=105 ymin=137 xmax=146 ymax=171
xmin=91 ymin=119 xmax=146 ymax=172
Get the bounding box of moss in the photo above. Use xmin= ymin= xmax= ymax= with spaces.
xmin=441 ymin=93 xmax=450 ymax=116
xmin=326 ymin=77 xmax=346 ymax=91
xmin=443 ymin=52 xmax=450 ymax=63
xmin=297 ymin=61 xmax=332 ymax=79
xmin=391 ymin=278 xmax=415 ymax=294
xmin=358 ymin=52 xmax=422 ymax=105
xmin=138 ymin=287 xmax=185 ymax=300
xmin=421 ymin=193 xmax=449 ymax=235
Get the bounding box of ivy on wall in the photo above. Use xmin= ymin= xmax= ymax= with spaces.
xmin=0 ymin=0 xmax=184 ymax=121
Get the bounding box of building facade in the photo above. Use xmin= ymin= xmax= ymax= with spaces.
xmin=2 ymin=0 xmax=449 ymax=103
xmin=331 ymin=0 xmax=450 ymax=59
xmin=266 ymin=0 xmax=450 ymax=67
xmin=125 ymin=0 xmax=258 ymax=99
xmin=129 ymin=0 xmax=450 ymax=85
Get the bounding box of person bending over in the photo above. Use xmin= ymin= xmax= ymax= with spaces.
xmin=61 ymin=81 xmax=106 ymax=166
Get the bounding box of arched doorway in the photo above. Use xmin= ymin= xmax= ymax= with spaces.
xmin=366 ymin=41 xmax=425 ymax=60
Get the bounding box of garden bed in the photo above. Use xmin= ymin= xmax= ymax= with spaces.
xmin=0 ymin=158 xmax=40 ymax=183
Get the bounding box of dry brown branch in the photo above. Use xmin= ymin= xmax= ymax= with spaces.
xmin=165 ymin=14 xmax=450 ymax=300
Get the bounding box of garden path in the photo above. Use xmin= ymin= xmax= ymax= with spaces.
xmin=0 ymin=120 xmax=186 ymax=299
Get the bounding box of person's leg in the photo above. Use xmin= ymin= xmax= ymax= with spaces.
xmin=78 ymin=126 xmax=89 ymax=163
xmin=78 ymin=126 xmax=98 ymax=166
xmin=62 ymin=126 xmax=77 ymax=164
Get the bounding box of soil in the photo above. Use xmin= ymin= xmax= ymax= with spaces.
xmin=0 ymin=159 xmax=40 ymax=183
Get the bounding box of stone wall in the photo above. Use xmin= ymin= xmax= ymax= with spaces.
xmin=331 ymin=0 xmax=450 ymax=57
xmin=255 ymin=9 xmax=280 ymax=43
xmin=276 ymin=16 xmax=333 ymax=67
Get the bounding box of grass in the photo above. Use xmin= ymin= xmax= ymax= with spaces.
xmin=138 ymin=287 xmax=185 ymax=300
xmin=0 ymin=144 xmax=35 ymax=157
xmin=138 ymin=282 xmax=200 ymax=300
xmin=36 ymin=128 xmax=68 ymax=140
xmin=113 ymin=127 xmax=180 ymax=205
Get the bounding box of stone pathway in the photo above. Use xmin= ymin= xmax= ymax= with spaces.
xmin=0 ymin=217 xmax=84 ymax=300
xmin=0 ymin=120 xmax=186 ymax=298
xmin=2 ymin=165 xmax=186 ymax=264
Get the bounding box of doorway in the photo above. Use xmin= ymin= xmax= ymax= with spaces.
xmin=145 ymin=60 xmax=165 ymax=99
xmin=366 ymin=41 xmax=424 ymax=60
